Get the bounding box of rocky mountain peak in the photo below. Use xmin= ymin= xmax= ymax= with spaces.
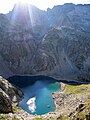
xmin=0 ymin=3 xmax=90 ymax=82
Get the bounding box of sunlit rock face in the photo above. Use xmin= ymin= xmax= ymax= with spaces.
xmin=7 ymin=3 xmax=49 ymax=40
xmin=0 ymin=3 xmax=90 ymax=81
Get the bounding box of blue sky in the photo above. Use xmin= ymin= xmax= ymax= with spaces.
xmin=0 ymin=0 xmax=90 ymax=13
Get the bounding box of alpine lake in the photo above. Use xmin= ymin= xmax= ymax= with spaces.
xmin=8 ymin=76 xmax=61 ymax=115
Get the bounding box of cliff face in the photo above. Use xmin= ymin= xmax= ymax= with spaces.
xmin=0 ymin=76 xmax=23 ymax=113
xmin=0 ymin=3 xmax=90 ymax=81
xmin=42 ymin=27 xmax=90 ymax=81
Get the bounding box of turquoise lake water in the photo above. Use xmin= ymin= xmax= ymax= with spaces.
xmin=19 ymin=80 xmax=60 ymax=115
xmin=8 ymin=76 xmax=60 ymax=115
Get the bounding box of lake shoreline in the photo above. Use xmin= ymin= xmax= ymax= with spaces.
xmin=1 ymin=80 xmax=90 ymax=120
xmin=8 ymin=75 xmax=90 ymax=86
xmin=3 ymin=75 xmax=90 ymax=120
xmin=41 ymin=81 xmax=90 ymax=119
xmin=13 ymin=82 xmax=65 ymax=120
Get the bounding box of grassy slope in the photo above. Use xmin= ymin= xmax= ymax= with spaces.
xmin=34 ymin=83 xmax=90 ymax=120
xmin=0 ymin=106 xmax=21 ymax=120
xmin=72 ymin=99 xmax=90 ymax=120
xmin=65 ymin=84 xmax=90 ymax=95
xmin=64 ymin=84 xmax=90 ymax=120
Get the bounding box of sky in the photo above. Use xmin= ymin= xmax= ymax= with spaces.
xmin=0 ymin=0 xmax=90 ymax=13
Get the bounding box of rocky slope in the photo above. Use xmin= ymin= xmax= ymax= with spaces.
xmin=0 ymin=76 xmax=23 ymax=113
xmin=41 ymin=27 xmax=90 ymax=81
xmin=0 ymin=3 xmax=90 ymax=81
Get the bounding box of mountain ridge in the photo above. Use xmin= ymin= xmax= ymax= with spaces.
xmin=0 ymin=3 xmax=90 ymax=82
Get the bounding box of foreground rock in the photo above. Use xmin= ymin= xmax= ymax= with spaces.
xmin=0 ymin=76 xmax=23 ymax=113
xmin=0 ymin=88 xmax=13 ymax=113
xmin=53 ymin=92 xmax=90 ymax=116
xmin=51 ymin=84 xmax=90 ymax=120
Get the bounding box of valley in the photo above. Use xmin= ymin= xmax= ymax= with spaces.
xmin=0 ymin=3 xmax=90 ymax=120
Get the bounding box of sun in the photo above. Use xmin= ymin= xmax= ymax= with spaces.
xmin=15 ymin=0 xmax=52 ymax=10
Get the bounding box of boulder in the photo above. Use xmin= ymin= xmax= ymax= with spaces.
xmin=0 ymin=76 xmax=23 ymax=113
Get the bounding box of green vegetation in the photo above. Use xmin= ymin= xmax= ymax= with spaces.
xmin=0 ymin=106 xmax=22 ymax=120
xmin=33 ymin=117 xmax=56 ymax=120
xmin=70 ymin=99 xmax=90 ymax=120
xmin=13 ymin=106 xmax=21 ymax=112
xmin=65 ymin=84 xmax=90 ymax=94
xmin=0 ymin=114 xmax=21 ymax=120
xmin=56 ymin=116 xmax=69 ymax=120
xmin=33 ymin=117 xmax=43 ymax=120
xmin=12 ymin=118 xmax=20 ymax=120
xmin=0 ymin=114 xmax=9 ymax=120
xmin=32 ymin=116 xmax=69 ymax=120
xmin=64 ymin=84 xmax=90 ymax=120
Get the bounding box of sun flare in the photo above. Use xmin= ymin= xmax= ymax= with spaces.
xmin=16 ymin=0 xmax=52 ymax=10
xmin=0 ymin=0 xmax=90 ymax=14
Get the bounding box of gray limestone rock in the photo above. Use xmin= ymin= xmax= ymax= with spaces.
xmin=0 ymin=3 xmax=90 ymax=81
xmin=0 ymin=76 xmax=23 ymax=113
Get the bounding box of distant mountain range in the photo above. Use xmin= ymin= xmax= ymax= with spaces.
xmin=0 ymin=3 xmax=90 ymax=82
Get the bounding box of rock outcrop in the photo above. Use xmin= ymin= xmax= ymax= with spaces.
xmin=0 ymin=3 xmax=90 ymax=81
xmin=0 ymin=88 xmax=13 ymax=113
xmin=0 ymin=76 xmax=23 ymax=113
xmin=41 ymin=27 xmax=90 ymax=81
